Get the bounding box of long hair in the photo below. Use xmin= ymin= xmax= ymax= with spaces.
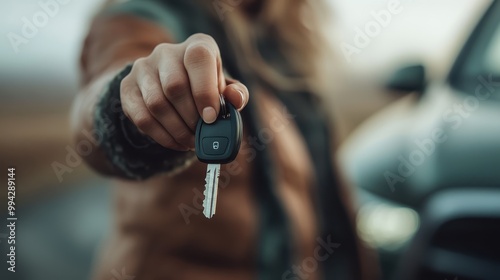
xmin=209 ymin=0 xmax=334 ymax=95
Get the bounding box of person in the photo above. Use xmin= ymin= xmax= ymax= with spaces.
xmin=72 ymin=0 xmax=377 ymax=279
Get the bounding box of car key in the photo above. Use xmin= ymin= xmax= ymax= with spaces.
xmin=195 ymin=96 xmax=243 ymax=219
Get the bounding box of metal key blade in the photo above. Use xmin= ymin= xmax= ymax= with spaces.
xmin=203 ymin=163 xmax=220 ymax=219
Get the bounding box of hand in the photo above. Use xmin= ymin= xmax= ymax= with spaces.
xmin=120 ymin=33 xmax=249 ymax=151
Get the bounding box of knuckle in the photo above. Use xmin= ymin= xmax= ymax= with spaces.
xmin=144 ymin=94 xmax=165 ymax=115
xmin=132 ymin=57 xmax=148 ymax=69
xmin=133 ymin=113 xmax=155 ymax=131
xmin=119 ymin=81 xmax=135 ymax=113
xmin=164 ymin=75 xmax=188 ymax=101
xmin=153 ymin=43 xmax=183 ymax=60
xmin=120 ymin=78 xmax=132 ymax=96
xmin=152 ymin=43 xmax=172 ymax=54
xmin=131 ymin=58 xmax=153 ymax=77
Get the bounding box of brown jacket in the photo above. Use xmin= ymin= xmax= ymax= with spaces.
xmin=79 ymin=2 xmax=376 ymax=280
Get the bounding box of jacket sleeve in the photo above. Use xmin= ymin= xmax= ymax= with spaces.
xmin=78 ymin=1 xmax=198 ymax=179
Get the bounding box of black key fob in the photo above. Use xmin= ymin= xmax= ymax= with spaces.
xmin=195 ymin=98 xmax=242 ymax=164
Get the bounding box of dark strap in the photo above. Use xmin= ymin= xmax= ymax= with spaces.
xmin=257 ymin=22 xmax=363 ymax=279
xmin=274 ymin=90 xmax=361 ymax=280
xmin=206 ymin=9 xmax=294 ymax=280
xmin=221 ymin=36 xmax=294 ymax=280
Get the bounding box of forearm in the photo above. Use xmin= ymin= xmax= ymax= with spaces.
xmin=70 ymin=14 xmax=177 ymax=177
xmin=71 ymin=69 xmax=125 ymax=176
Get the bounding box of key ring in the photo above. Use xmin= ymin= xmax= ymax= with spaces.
xmin=219 ymin=95 xmax=229 ymax=119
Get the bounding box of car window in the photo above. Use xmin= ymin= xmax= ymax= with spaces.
xmin=450 ymin=1 xmax=500 ymax=95
xmin=484 ymin=25 xmax=500 ymax=76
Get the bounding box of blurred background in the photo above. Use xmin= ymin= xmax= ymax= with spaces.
xmin=1 ymin=0 xmax=498 ymax=279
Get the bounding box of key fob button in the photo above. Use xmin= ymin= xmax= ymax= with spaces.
xmin=202 ymin=137 xmax=229 ymax=155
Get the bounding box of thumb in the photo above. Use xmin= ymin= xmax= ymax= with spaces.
xmin=222 ymin=78 xmax=249 ymax=111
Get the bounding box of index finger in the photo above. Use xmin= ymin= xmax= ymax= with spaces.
xmin=183 ymin=34 xmax=223 ymax=124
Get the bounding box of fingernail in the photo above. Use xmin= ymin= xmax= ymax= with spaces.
xmin=231 ymin=85 xmax=246 ymax=109
xmin=202 ymin=107 xmax=217 ymax=123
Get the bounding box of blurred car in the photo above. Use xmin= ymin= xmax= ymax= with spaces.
xmin=339 ymin=1 xmax=500 ymax=279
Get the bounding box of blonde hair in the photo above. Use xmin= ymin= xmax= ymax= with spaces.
xmin=218 ymin=0 xmax=333 ymax=94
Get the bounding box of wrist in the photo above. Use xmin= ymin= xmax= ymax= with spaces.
xmin=94 ymin=64 xmax=196 ymax=180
